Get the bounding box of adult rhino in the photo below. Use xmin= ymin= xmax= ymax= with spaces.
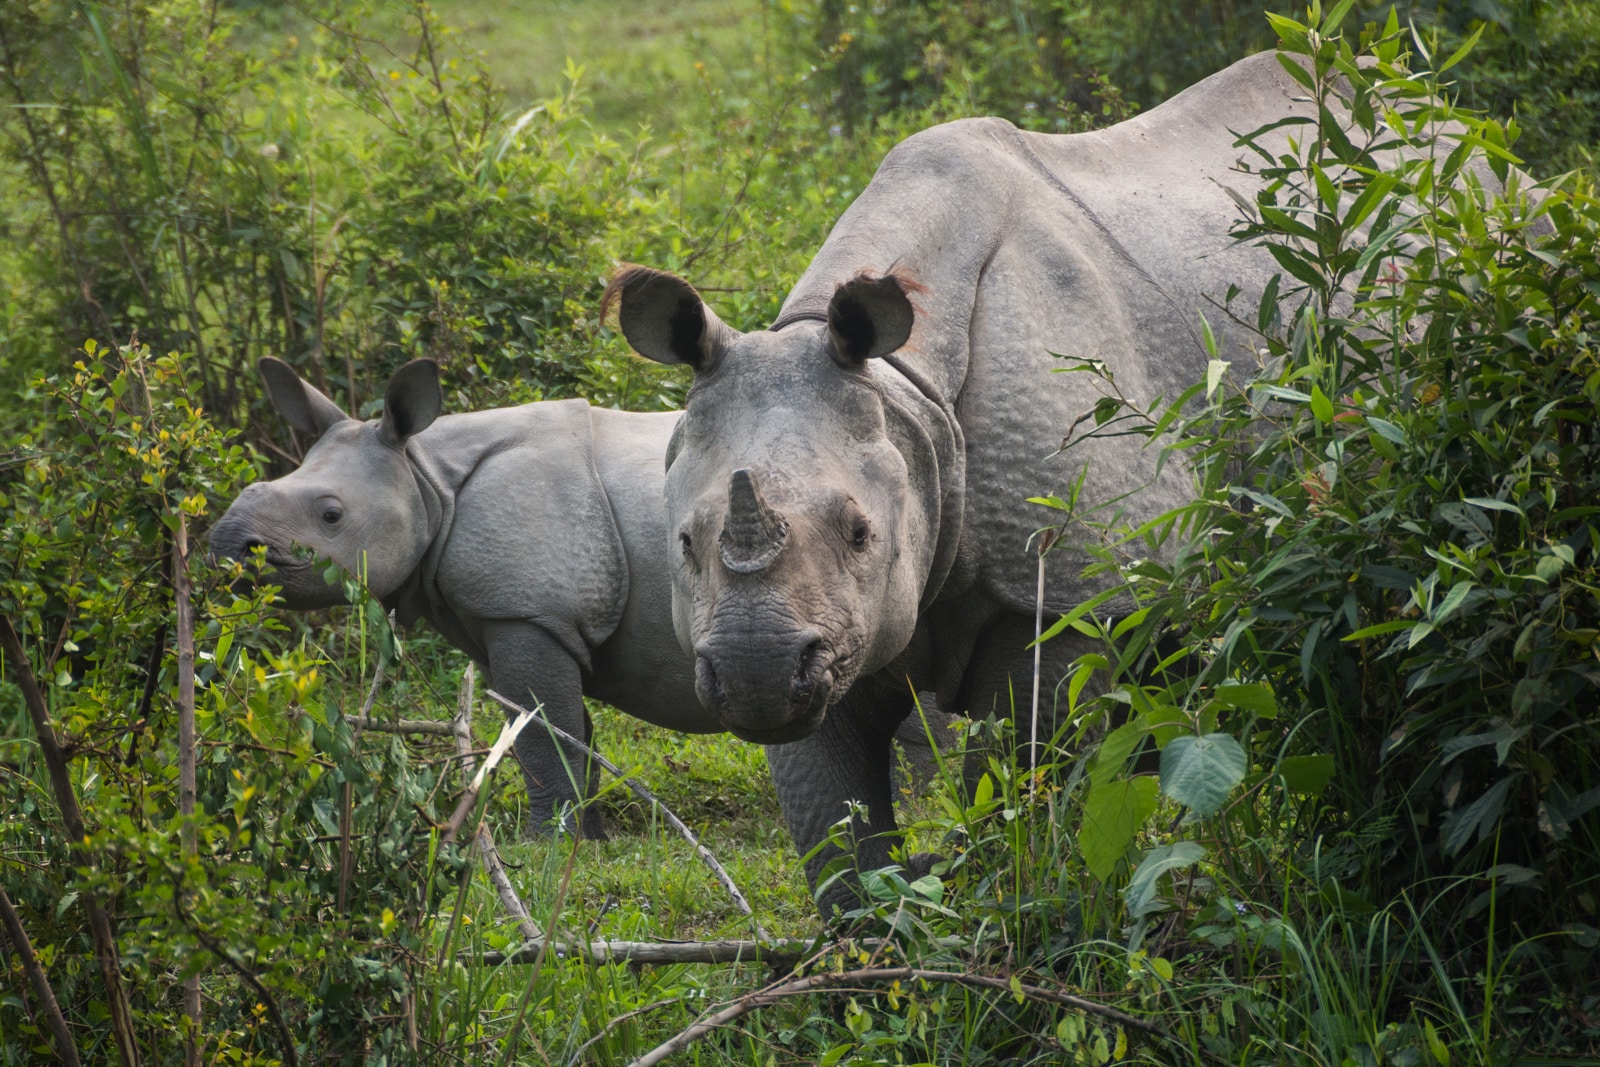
xmin=210 ymin=359 xmax=955 ymax=839
xmin=605 ymin=52 xmax=1328 ymax=906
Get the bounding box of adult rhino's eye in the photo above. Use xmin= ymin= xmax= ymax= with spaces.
xmin=850 ymin=517 xmax=872 ymax=549
xmin=679 ymin=530 xmax=694 ymax=558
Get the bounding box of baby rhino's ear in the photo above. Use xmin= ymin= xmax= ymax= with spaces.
xmin=259 ymin=357 xmax=350 ymax=437
xmin=379 ymin=360 xmax=443 ymax=446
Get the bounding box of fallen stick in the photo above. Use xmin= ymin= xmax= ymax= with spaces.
xmin=485 ymin=689 xmax=768 ymax=941
xmin=626 ymin=964 xmax=1170 ymax=1067
xmin=478 ymin=937 xmax=819 ymax=971
xmin=348 ymin=716 xmax=456 ymax=736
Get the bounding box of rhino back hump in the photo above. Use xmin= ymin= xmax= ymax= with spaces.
xmin=785 ymin=54 xmax=1316 ymax=616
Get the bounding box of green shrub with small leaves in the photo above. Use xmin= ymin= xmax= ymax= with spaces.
xmin=1052 ymin=1 xmax=1599 ymax=1003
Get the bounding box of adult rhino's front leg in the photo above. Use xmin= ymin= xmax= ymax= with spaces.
xmin=482 ymin=619 xmax=606 ymax=840
xmin=764 ymin=680 xmax=915 ymax=921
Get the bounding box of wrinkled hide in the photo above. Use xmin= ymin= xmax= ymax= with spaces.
xmin=214 ymin=360 xmax=961 ymax=839
xmin=607 ymin=52 xmax=1458 ymax=910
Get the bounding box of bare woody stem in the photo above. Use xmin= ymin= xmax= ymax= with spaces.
xmin=0 ymin=616 xmax=142 ymax=1067
xmin=173 ymin=518 xmax=202 ymax=1066
xmin=0 ymin=883 xmax=81 ymax=1067
xmin=451 ymin=666 xmax=542 ymax=945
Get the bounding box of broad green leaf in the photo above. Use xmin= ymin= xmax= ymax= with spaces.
xmin=1205 ymin=358 xmax=1229 ymax=400
xmin=1079 ymin=776 xmax=1160 ymax=881
xmin=1124 ymin=841 xmax=1207 ymax=918
xmin=1161 ymin=734 xmax=1247 ymax=816
xmin=1091 ymin=722 xmax=1148 ymax=788
xmin=1210 ymin=682 xmax=1278 ymax=718
xmin=1367 ymin=417 xmax=1407 ymax=444
xmin=1462 ymin=495 xmax=1522 ymax=515
xmin=1276 ymin=753 xmax=1335 ymax=795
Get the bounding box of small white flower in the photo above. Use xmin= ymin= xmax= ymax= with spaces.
xmin=259 ymin=143 xmax=280 ymax=160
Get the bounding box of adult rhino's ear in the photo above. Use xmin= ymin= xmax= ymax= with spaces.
xmin=379 ymin=360 xmax=443 ymax=447
xmin=603 ymin=265 xmax=735 ymax=372
xmin=827 ymin=273 xmax=917 ymax=366
xmin=259 ymin=357 xmax=350 ymax=437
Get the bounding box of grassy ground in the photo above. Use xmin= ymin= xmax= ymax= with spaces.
xmin=429 ymin=0 xmax=775 ymax=132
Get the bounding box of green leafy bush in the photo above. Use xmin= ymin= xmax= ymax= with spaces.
xmin=0 ymin=0 xmax=689 ymax=451
xmin=1061 ymin=1 xmax=1598 ymax=981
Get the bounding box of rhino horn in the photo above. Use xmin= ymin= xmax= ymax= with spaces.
xmin=718 ymin=469 xmax=788 ymax=574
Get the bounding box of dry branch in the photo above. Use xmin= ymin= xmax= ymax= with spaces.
xmin=451 ymin=665 xmax=542 ymax=944
xmin=173 ymin=519 xmax=202 ymax=1066
xmin=485 ymin=689 xmax=767 ymax=941
xmin=0 ymin=884 xmax=80 ymax=1067
xmin=626 ymin=965 xmax=1169 ymax=1067
xmin=441 ymin=700 xmax=537 ymax=843
xmin=347 ymin=715 xmax=456 ymax=736
xmin=478 ymin=937 xmax=820 ymax=971
xmin=0 ymin=616 xmax=142 ymax=1067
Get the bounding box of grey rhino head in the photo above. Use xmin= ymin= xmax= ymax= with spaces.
xmin=605 ymin=266 xmax=941 ymax=743
xmin=208 ymin=358 xmax=442 ymax=608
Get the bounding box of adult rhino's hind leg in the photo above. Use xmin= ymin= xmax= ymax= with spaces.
xmin=482 ymin=619 xmax=607 ymax=840
xmin=764 ymin=680 xmax=914 ymax=922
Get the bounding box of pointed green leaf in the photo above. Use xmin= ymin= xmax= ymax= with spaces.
xmin=1079 ymin=776 xmax=1160 ymax=881
xmin=1124 ymin=841 xmax=1207 ymax=918
xmin=1276 ymin=754 xmax=1335 ymax=795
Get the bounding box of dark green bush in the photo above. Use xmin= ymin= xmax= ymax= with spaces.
xmin=1064 ymin=4 xmax=1599 ymax=971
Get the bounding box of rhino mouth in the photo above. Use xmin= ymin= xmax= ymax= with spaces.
xmin=696 ymin=638 xmax=860 ymax=743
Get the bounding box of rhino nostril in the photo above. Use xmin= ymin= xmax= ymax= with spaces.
xmin=694 ymin=654 xmax=726 ymax=711
xmin=793 ymin=638 xmax=827 ymax=690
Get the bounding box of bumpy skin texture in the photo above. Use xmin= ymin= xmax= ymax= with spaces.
xmin=208 ymin=359 xmax=706 ymax=839
xmin=609 ymin=53 xmax=1375 ymax=914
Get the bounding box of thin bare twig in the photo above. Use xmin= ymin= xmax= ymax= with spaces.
xmin=485 ymin=690 xmax=767 ymax=941
xmin=0 ymin=884 xmax=80 ymax=1067
xmin=627 ymin=965 xmax=1169 ymax=1067
xmin=565 ymin=997 xmax=682 ymax=1067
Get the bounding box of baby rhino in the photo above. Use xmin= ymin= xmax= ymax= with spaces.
xmin=209 ymin=357 xmax=706 ymax=838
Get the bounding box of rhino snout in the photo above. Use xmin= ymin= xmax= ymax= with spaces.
xmin=694 ymin=630 xmax=834 ymax=742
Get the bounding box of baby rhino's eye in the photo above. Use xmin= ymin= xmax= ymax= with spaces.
xmin=321 ymin=506 xmax=343 ymax=525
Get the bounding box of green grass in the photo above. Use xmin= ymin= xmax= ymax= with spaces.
xmin=429 ymin=0 xmax=775 ymax=132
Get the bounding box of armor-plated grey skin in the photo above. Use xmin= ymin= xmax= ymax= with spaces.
xmin=607 ymin=53 xmax=1355 ymax=907
xmin=208 ymin=358 xmax=706 ymax=839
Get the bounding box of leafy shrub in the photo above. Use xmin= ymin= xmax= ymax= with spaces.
xmin=0 ymin=343 xmax=480 ymax=1063
xmin=0 ymin=0 xmax=689 ymax=454
xmin=1060 ymin=2 xmax=1599 ymax=984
